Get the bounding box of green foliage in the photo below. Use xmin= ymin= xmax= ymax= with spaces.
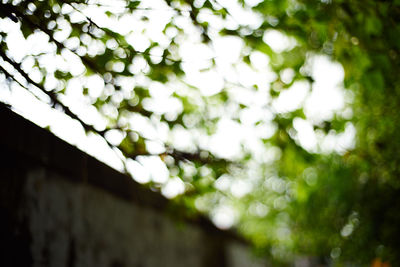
xmin=1 ymin=0 xmax=400 ymax=265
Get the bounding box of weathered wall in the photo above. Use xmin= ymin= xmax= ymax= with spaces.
xmin=0 ymin=103 xmax=264 ymax=267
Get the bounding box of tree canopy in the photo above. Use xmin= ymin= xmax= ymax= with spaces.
xmin=1 ymin=0 xmax=400 ymax=265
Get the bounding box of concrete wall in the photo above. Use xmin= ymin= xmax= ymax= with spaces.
xmin=0 ymin=103 xmax=264 ymax=267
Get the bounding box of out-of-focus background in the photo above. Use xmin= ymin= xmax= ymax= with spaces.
xmin=1 ymin=0 xmax=399 ymax=266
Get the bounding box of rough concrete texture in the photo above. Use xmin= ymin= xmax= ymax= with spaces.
xmin=0 ymin=103 xmax=265 ymax=267
xmin=24 ymin=168 xmax=216 ymax=267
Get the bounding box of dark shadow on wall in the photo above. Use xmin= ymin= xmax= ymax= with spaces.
xmin=0 ymin=103 xmax=263 ymax=267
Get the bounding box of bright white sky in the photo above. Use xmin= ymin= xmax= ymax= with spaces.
xmin=0 ymin=0 xmax=355 ymax=229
